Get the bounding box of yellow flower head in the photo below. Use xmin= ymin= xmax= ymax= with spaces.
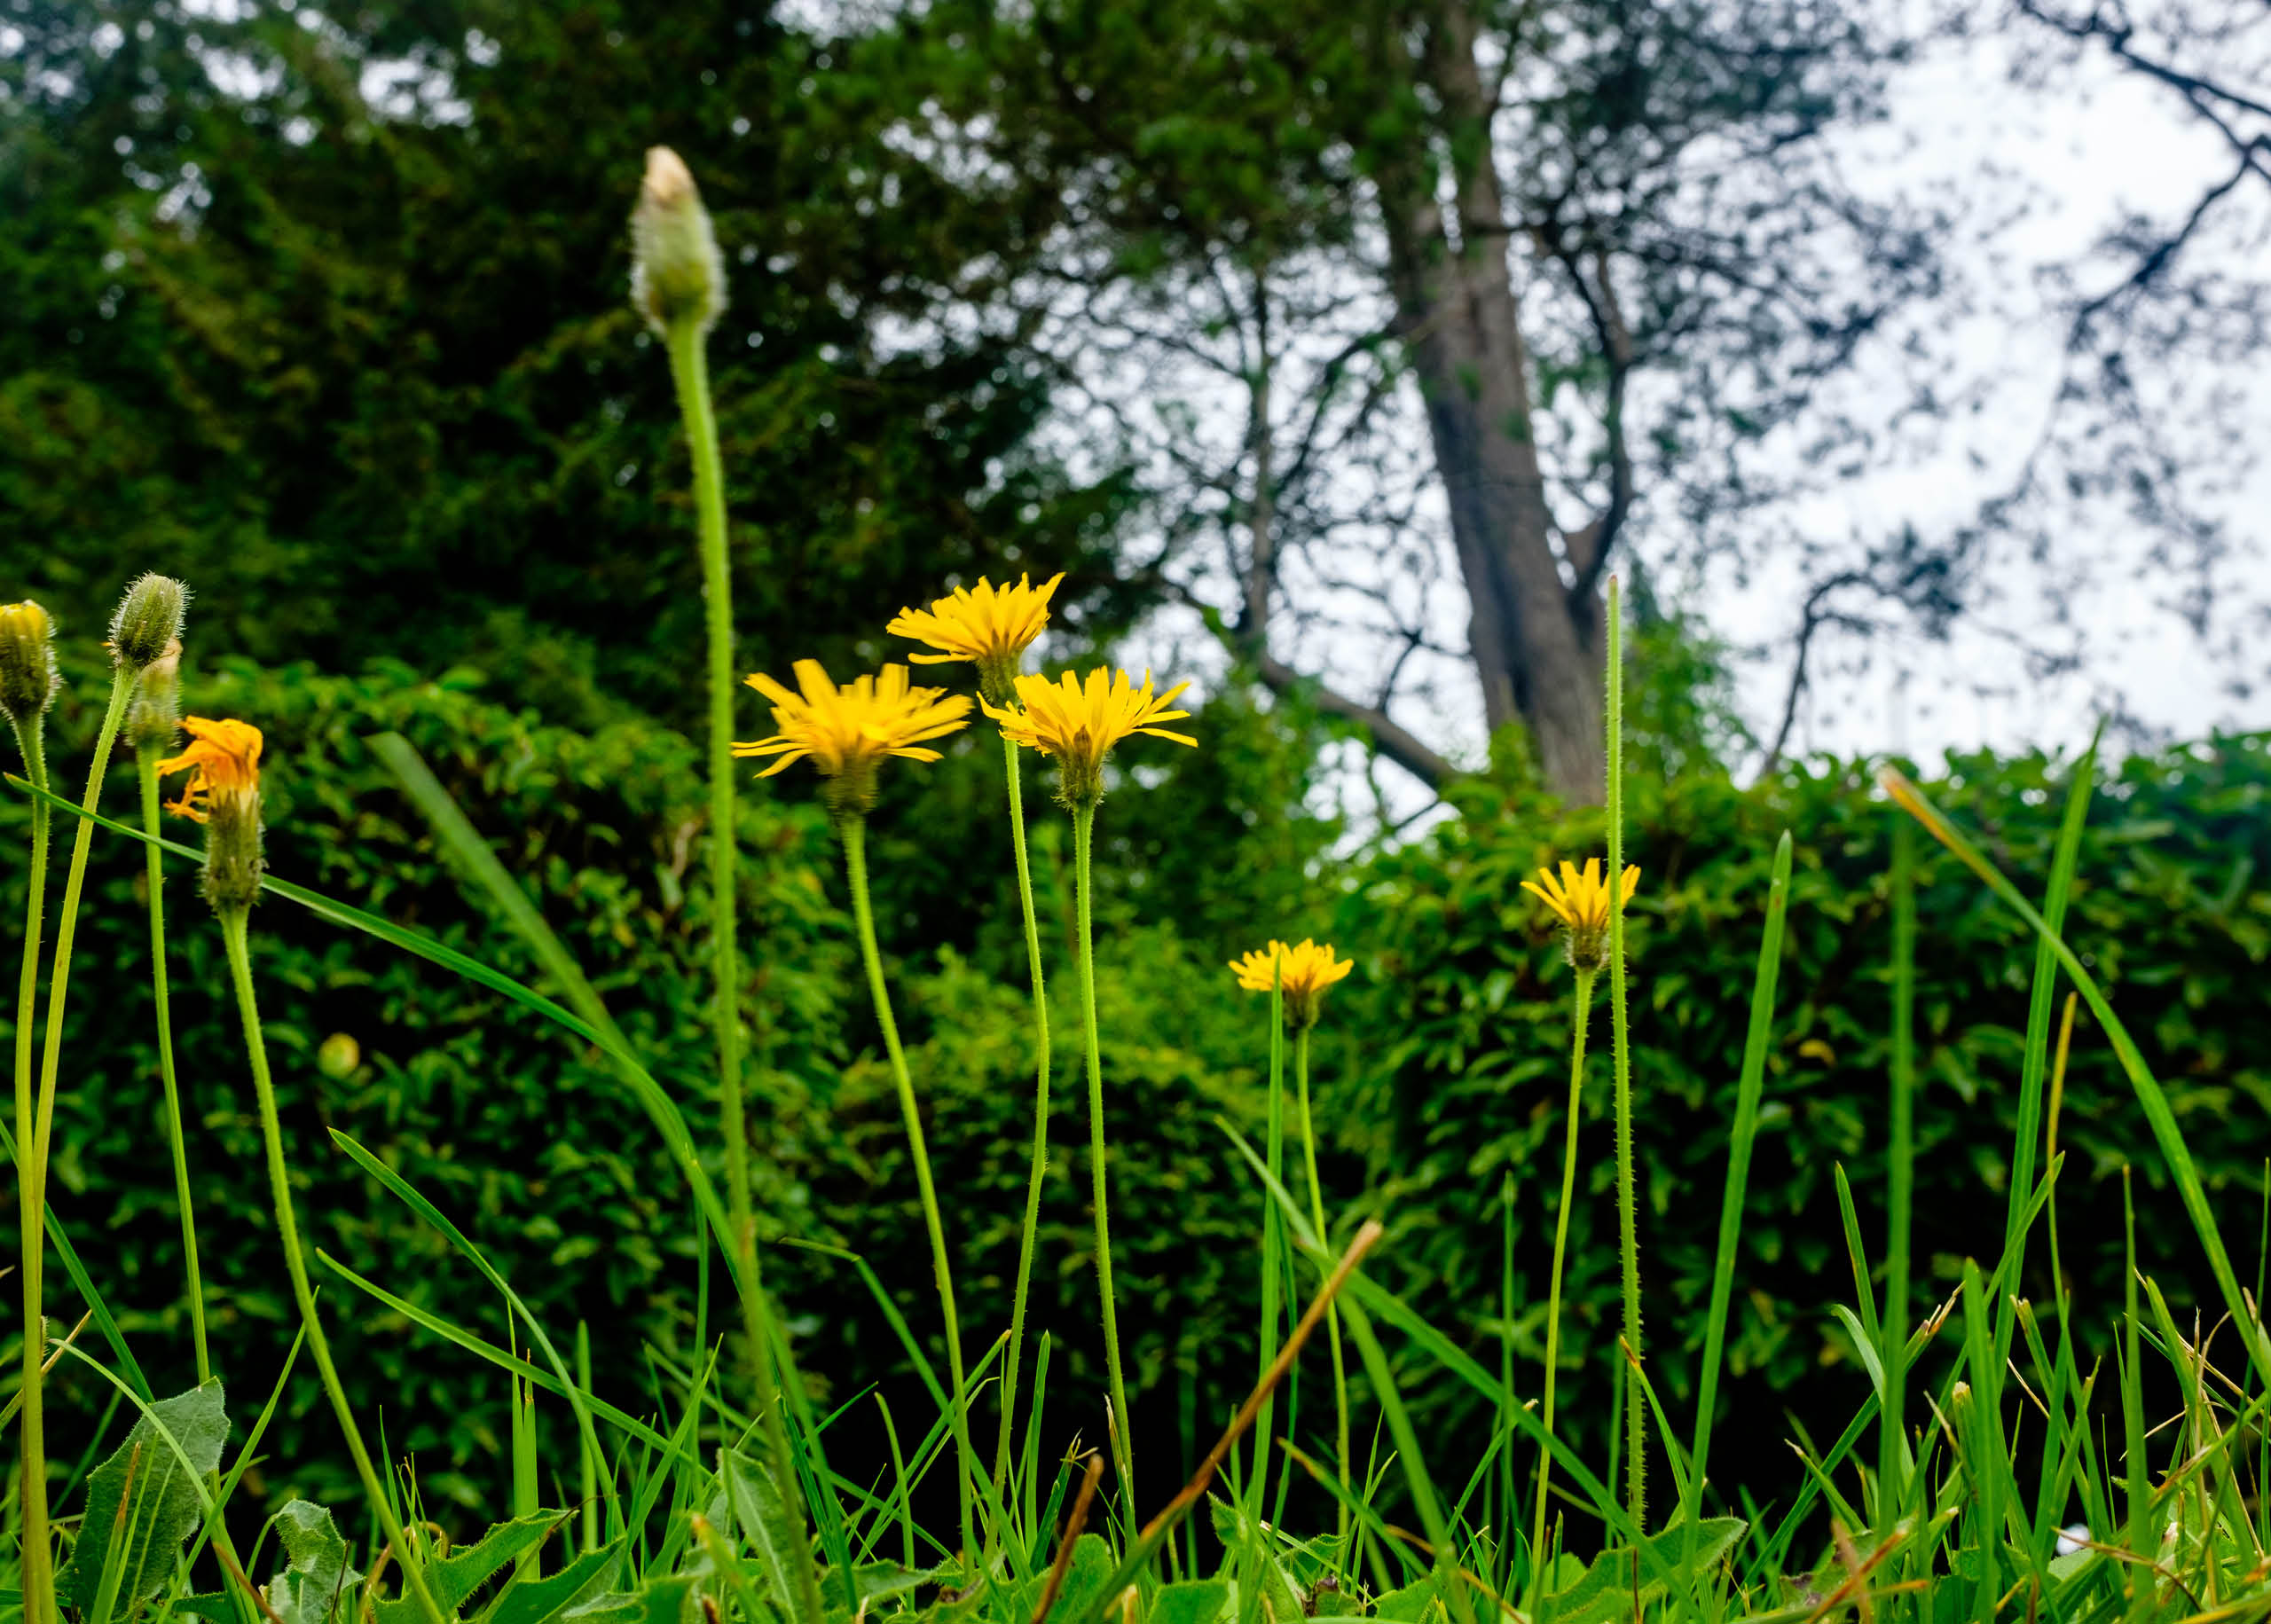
xmin=981 ymin=666 xmax=1195 ymax=807
xmin=1229 ymin=938 xmax=1356 ymax=1030
xmin=154 ymin=717 xmax=263 ymax=823
xmin=885 ymin=573 xmax=1065 ymax=705
xmin=1521 ymin=858 xmax=1640 ymax=972
xmin=734 ymin=659 xmax=972 ymax=817
xmin=0 ymin=600 xmax=59 ymax=726
xmin=155 ymin=716 xmax=265 ymax=912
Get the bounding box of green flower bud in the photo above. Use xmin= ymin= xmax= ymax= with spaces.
xmin=109 ymin=574 xmax=189 ymax=671
xmin=127 ymin=640 xmax=184 ymax=750
xmin=630 ymin=146 xmax=727 ymax=337
xmin=204 ymin=788 xmax=263 ymax=914
xmin=0 ymin=600 xmax=59 ymax=726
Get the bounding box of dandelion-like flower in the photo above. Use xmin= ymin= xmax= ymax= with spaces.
xmin=982 ymin=667 xmax=1195 ymax=807
xmin=155 ymin=716 xmax=264 ymax=911
xmin=886 ymin=573 xmax=1065 ymax=705
xmin=1522 ymin=858 xmax=1639 ymax=972
xmin=1229 ymin=938 xmax=1356 ymax=1030
xmin=735 ymin=659 xmax=971 ymax=817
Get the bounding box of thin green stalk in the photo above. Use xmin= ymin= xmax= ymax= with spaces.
xmin=993 ymin=735 xmax=1051 ymax=1510
xmin=662 ymin=319 xmax=752 ymax=1259
xmin=22 ymin=667 xmax=131 ymax=1624
xmin=10 ymin=710 xmax=52 ymax=1624
xmin=664 ymin=318 xmax=823 ymax=1624
xmin=1528 ymin=965 xmax=1597 ymax=1618
xmin=138 ymin=745 xmax=208 ymax=1385
xmin=838 ymin=814 xmax=975 ymax=1557
xmin=1071 ymin=804 xmax=1135 ymax=1521
xmin=1603 ymin=576 xmax=1644 ymax=1532
xmin=2121 ymin=1166 xmax=2151 ymax=1622
xmin=1293 ymin=1024 xmax=1351 ymax=1545
xmin=217 ymin=907 xmax=446 ymax=1624
xmin=1881 ymin=814 xmax=1917 ymax=1517
xmin=577 ymin=1320 xmax=598 ymax=1553
xmin=1685 ymin=830 xmax=1793 ymax=1550
xmin=1253 ymin=965 xmax=1285 ymax=1518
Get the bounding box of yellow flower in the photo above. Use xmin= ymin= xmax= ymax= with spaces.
xmin=1521 ymin=858 xmax=1640 ymax=972
xmin=981 ymin=667 xmax=1195 ymax=807
xmin=734 ymin=659 xmax=971 ymax=816
xmin=156 ymin=716 xmax=265 ymax=911
xmin=885 ymin=573 xmax=1065 ymax=704
xmin=1229 ymin=938 xmax=1356 ymax=1029
xmin=153 ymin=717 xmax=263 ymax=824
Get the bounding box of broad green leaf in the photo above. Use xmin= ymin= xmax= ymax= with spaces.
xmin=1371 ymin=1580 xmax=1442 ymax=1623
xmin=488 ymin=1543 xmax=627 ymax=1624
xmin=57 ymin=1382 xmax=229 ymax=1616
xmin=1542 ymin=1518 xmax=1744 ymax=1624
xmin=1147 ymin=1579 xmax=1230 ymax=1624
xmin=373 ymin=1515 xmax=561 ymax=1624
xmin=262 ymin=1502 xmax=361 ymax=1624
xmin=818 ymin=1562 xmax=939 ymax=1615
xmin=721 ymin=1447 xmax=809 ymax=1620
xmin=562 ymin=1576 xmax=701 ymax=1624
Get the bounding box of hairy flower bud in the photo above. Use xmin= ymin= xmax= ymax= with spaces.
xmin=0 ymin=600 xmax=59 ymax=726
xmin=109 ymin=574 xmax=188 ymax=671
xmin=204 ymin=789 xmax=264 ymax=913
xmin=630 ymin=146 xmax=726 ymax=337
xmin=127 ymin=640 xmax=184 ymax=750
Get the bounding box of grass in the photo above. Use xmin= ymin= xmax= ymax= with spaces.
xmin=4 ymin=158 xmax=2271 ymax=1624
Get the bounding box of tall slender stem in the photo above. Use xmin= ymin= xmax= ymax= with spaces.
xmin=1881 ymin=815 xmax=1917 ymax=1512
xmin=663 ymin=321 xmax=752 ymax=1272
xmin=1253 ymin=966 xmax=1285 ymax=1510
xmin=993 ymin=737 xmax=1051 ymax=1510
xmin=20 ymin=668 xmax=130 ymax=1624
xmin=1071 ymin=804 xmax=1134 ymax=1519
xmin=218 ymin=909 xmax=446 ymax=1624
xmin=664 ymin=296 xmax=824 ymax=1624
xmin=839 ymin=815 xmax=976 ymax=1557
xmin=1603 ymin=577 xmax=1643 ymax=1531
xmin=138 ymin=746 xmax=208 ymax=1384
xmin=1528 ymin=966 xmax=1596 ymax=1618
xmin=10 ymin=712 xmax=51 ymax=1624
xmin=1293 ymin=1025 xmax=1351 ymax=1544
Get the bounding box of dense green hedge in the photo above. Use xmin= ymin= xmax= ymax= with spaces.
xmin=8 ymin=655 xmax=2267 ymax=1540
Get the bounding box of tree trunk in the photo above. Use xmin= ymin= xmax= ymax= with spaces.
xmin=1377 ymin=0 xmax=1608 ymax=803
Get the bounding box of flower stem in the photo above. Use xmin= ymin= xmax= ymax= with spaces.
xmin=992 ymin=736 xmax=1051 ymax=1517
xmin=10 ymin=710 xmax=51 ymax=1624
xmin=20 ymin=667 xmax=131 ymax=1624
xmin=1293 ymin=1025 xmax=1351 ymax=1545
xmin=1253 ymin=965 xmax=1285 ymax=1512
xmin=1071 ymin=804 xmax=1135 ymax=1520
xmin=663 ymin=318 xmax=755 ymax=1298
xmin=1528 ymin=966 xmax=1596 ymax=1617
xmin=839 ymin=815 xmax=976 ymax=1557
xmin=665 ymin=286 xmax=824 ymax=1624
xmin=138 ymin=745 xmax=208 ymax=1385
xmin=1603 ymin=576 xmax=1644 ymax=1531
xmin=218 ymin=907 xmax=447 ymax=1624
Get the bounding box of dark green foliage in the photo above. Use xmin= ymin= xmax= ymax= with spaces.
xmin=1338 ymin=735 xmax=2271 ymax=1532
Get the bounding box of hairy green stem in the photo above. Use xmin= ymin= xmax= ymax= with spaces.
xmin=840 ymin=815 xmax=976 ymax=1556
xmin=1881 ymin=816 xmax=1916 ymax=1512
xmin=1071 ymin=804 xmax=1135 ymax=1519
xmin=1253 ymin=964 xmax=1285 ymax=1512
xmin=10 ymin=710 xmax=51 ymax=1624
xmin=22 ymin=668 xmax=131 ymax=1624
xmin=138 ymin=745 xmax=208 ymax=1384
xmin=219 ymin=907 xmax=446 ymax=1624
xmin=1293 ymin=1025 xmax=1351 ymax=1543
xmin=1603 ymin=577 xmax=1644 ymax=1531
xmin=1529 ymin=965 xmax=1596 ymax=1615
xmin=993 ymin=735 xmax=1051 ymax=1514
xmin=663 ymin=318 xmax=754 ymax=1291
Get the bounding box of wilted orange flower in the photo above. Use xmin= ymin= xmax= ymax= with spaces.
xmin=154 ymin=717 xmax=263 ymax=823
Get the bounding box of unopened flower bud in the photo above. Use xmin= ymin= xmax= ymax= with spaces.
xmin=109 ymin=574 xmax=188 ymax=671
xmin=0 ymin=600 xmax=59 ymax=726
xmin=128 ymin=640 xmax=184 ymax=750
xmin=630 ymin=146 xmax=726 ymax=337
